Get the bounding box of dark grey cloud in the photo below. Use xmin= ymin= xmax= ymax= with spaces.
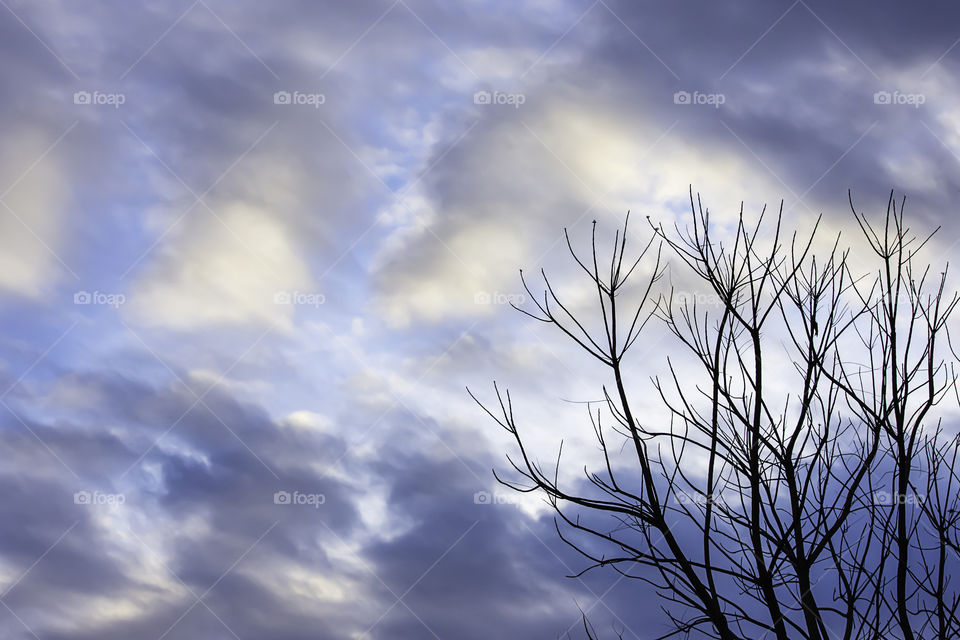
xmin=584 ymin=0 xmax=960 ymax=216
xmin=0 ymin=360 xmax=656 ymax=639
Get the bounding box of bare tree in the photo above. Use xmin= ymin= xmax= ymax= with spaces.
xmin=471 ymin=189 xmax=960 ymax=640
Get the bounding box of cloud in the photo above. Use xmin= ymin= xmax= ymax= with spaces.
xmin=4 ymin=0 xmax=960 ymax=638
xmin=128 ymin=201 xmax=313 ymax=330
xmin=370 ymin=93 xmax=797 ymax=328
xmin=0 ymin=127 xmax=70 ymax=297
xmin=0 ymin=356 xmax=655 ymax=639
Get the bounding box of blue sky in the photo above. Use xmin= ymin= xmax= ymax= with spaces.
xmin=1 ymin=1 xmax=960 ymax=638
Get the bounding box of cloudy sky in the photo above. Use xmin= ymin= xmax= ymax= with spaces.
xmin=1 ymin=0 xmax=959 ymax=638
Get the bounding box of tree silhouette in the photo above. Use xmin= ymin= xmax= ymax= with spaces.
xmin=471 ymin=189 xmax=960 ymax=640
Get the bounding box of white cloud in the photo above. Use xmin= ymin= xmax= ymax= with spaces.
xmin=128 ymin=202 xmax=312 ymax=330
xmin=0 ymin=127 xmax=69 ymax=297
xmin=282 ymin=410 xmax=334 ymax=432
xmin=371 ymin=97 xmax=799 ymax=328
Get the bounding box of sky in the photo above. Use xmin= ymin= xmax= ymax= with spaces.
xmin=0 ymin=1 xmax=959 ymax=638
